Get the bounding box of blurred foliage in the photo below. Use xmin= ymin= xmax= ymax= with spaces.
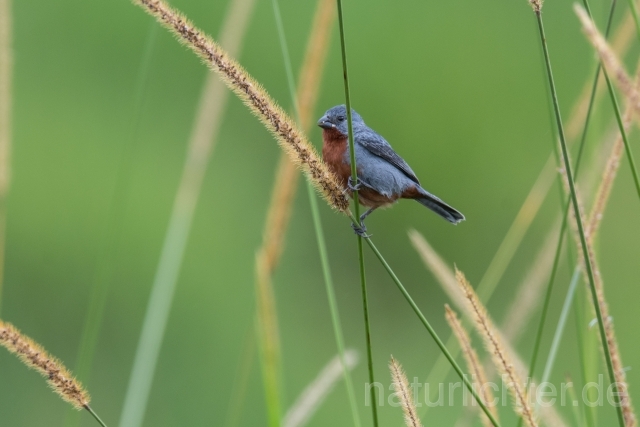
xmin=1 ymin=0 xmax=639 ymax=425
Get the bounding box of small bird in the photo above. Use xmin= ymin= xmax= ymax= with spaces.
xmin=317 ymin=105 xmax=464 ymax=236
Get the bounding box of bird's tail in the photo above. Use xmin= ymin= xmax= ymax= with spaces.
xmin=414 ymin=188 xmax=465 ymax=224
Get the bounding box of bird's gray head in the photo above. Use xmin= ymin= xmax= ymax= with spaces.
xmin=317 ymin=105 xmax=364 ymax=136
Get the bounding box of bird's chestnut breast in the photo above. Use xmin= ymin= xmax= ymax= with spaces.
xmin=321 ymin=129 xmax=351 ymax=187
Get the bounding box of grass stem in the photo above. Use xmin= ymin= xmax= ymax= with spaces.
xmin=334 ymin=1 xmax=378 ymax=425
xmin=85 ymin=405 xmax=108 ymax=427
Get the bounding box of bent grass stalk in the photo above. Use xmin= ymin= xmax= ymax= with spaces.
xmin=133 ymin=0 xmax=348 ymax=212
xmin=268 ymin=0 xmax=361 ymax=425
xmin=118 ymin=1 xmax=256 ymax=426
xmin=533 ymin=4 xmax=627 ymax=427
xmin=0 ymin=321 xmax=107 ymax=427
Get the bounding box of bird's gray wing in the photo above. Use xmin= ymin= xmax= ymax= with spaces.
xmin=356 ymin=129 xmax=420 ymax=185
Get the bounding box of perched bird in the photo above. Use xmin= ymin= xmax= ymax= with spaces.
xmin=317 ymin=105 xmax=464 ymax=235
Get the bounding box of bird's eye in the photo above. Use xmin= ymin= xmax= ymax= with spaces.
xmin=337 ymin=115 xmax=345 ymax=121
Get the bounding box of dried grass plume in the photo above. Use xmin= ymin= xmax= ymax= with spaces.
xmin=133 ymin=0 xmax=349 ymax=212
xmin=456 ymin=269 xmax=538 ymax=427
xmin=445 ymin=305 xmax=499 ymax=427
xmin=575 ymin=5 xmax=640 ymax=120
xmin=389 ymin=356 xmax=423 ymax=427
xmin=0 ymin=320 xmax=89 ymax=409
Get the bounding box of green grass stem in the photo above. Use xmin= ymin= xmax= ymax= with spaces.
xmin=85 ymin=405 xmax=108 ymax=427
xmin=270 ymin=0 xmax=360 ymax=424
xmin=334 ymin=1 xmax=378 ymax=426
xmin=539 ymin=268 xmax=581 ymax=387
xmin=534 ymin=8 xmax=626 ymax=427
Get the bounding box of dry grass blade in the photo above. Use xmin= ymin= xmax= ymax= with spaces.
xmin=576 ymin=5 xmax=640 ymax=119
xmin=501 ymin=220 xmax=559 ymax=341
xmin=445 ymin=305 xmax=499 ymax=427
xmin=456 ymin=269 xmax=538 ymax=427
xmin=0 ymin=320 xmax=90 ymax=409
xmin=566 ymin=7 xmax=635 ymax=139
xmin=283 ymin=350 xmax=358 ymax=427
xmin=586 ymin=57 xmax=640 ymax=240
xmin=0 ymin=0 xmax=11 ymax=311
xmin=133 ymin=0 xmax=348 ymax=212
xmin=255 ymin=254 xmax=283 ymax=426
xmin=389 ymin=356 xmax=423 ymax=427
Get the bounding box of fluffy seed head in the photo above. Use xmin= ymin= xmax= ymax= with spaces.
xmin=389 ymin=356 xmax=423 ymax=427
xmin=0 ymin=321 xmax=89 ymax=409
xmin=133 ymin=0 xmax=349 ymax=212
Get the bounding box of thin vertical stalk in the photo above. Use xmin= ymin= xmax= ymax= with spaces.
xmin=334 ymin=1 xmax=378 ymax=426
xmin=269 ymin=0 xmax=360 ymax=424
xmin=118 ymin=2 xmax=256 ymax=426
xmin=0 ymin=0 xmax=11 ymax=314
xmin=534 ymin=9 xmax=626 ymax=427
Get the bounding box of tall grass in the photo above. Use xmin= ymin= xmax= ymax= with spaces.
xmin=533 ymin=2 xmax=630 ymax=426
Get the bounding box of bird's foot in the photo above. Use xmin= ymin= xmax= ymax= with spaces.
xmin=350 ymin=221 xmax=371 ymax=238
xmin=348 ymin=176 xmax=362 ymax=191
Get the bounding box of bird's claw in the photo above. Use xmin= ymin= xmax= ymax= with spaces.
xmin=348 ymin=176 xmax=362 ymax=191
xmin=350 ymin=222 xmax=371 ymax=238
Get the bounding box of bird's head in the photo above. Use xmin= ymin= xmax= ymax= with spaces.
xmin=317 ymin=105 xmax=364 ymax=137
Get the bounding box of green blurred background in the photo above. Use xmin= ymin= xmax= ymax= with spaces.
xmin=1 ymin=0 xmax=640 ymax=425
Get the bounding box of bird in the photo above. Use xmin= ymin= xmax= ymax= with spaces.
xmin=317 ymin=105 xmax=464 ymax=236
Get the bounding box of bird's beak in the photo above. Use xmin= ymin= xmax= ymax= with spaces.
xmin=317 ymin=116 xmax=336 ymax=129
